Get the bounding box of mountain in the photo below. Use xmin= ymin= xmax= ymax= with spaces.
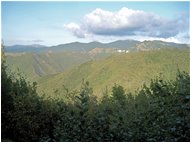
xmin=6 ymin=51 xmax=112 ymax=81
xmin=5 ymin=40 xmax=189 ymax=54
xmin=37 ymin=48 xmax=190 ymax=99
xmin=6 ymin=40 xmax=189 ymax=84
xmin=49 ymin=41 xmax=103 ymax=53
xmin=133 ymin=40 xmax=189 ymax=51
xmin=4 ymin=40 xmax=139 ymax=53
xmin=105 ymin=40 xmax=139 ymax=49
xmin=4 ymin=44 xmax=48 ymax=53
xmin=5 ymin=40 xmax=190 ymax=98
xmin=46 ymin=40 xmax=140 ymax=53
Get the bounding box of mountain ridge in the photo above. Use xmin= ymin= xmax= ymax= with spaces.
xmin=5 ymin=40 xmax=189 ymax=53
xmin=37 ymin=48 xmax=190 ymax=99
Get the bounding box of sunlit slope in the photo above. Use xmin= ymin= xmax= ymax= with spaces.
xmin=6 ymin=52 xmax=111 ymax=81
xmin=37 ymin=48 xmax=190 ymax=98
xmin=6 ymin=53 xmax=40 ymax=80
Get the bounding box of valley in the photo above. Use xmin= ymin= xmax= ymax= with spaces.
xmin=37 ymin=48 xmax=190 ymax=99
xmin=5 ymin=40 xmax=190 ymax=99
xmin=2 ymin=2 xmax=190 ymax=141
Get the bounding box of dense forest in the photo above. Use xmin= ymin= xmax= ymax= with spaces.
xmin=2 ymin=45 xmax=190 ymax=142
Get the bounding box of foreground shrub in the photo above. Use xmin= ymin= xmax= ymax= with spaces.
xmin=2 ymin=62 xmax=190 ymax=141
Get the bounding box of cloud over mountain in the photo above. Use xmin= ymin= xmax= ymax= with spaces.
xmin=64 ymin=23 xmax=86 ymax=38
xmin=64 ymin=7 xmax=188 ymax=40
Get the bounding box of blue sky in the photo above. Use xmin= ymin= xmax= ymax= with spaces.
xmin=2 ymin=1 xmax=189 ymax=46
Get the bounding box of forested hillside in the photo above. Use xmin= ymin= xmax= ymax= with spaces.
xmin=5 ymin=40 xmax=189 ymax=83
xmin=2 ymin=57 xmax=190 ymax=142
xmin=5 ymin=52 xmax=111 ymax=81
xmin=2 ymin=1 xmax=190 ymax=141
xmin=38 ymin=48 xmax=190 ymax=99
xmin=3 ymin=42 xmax=190 ymax=142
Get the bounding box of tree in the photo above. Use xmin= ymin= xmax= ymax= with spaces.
xmin=112 ymin=84 xmax=126 ymax=105
xmin=1 ymin=40 xmax=5 ymax=64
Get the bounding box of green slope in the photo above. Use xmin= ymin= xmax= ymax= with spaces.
xmin=37 ymin=48 xmax=190 ymax=99
xmin=6 ymin=53 xmax=39 ymax=81
xmin=6 ymin=52 xmax=111 ymax=81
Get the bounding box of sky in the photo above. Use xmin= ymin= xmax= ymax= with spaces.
xmin=1 ymin=1 xmax=190 ymax=46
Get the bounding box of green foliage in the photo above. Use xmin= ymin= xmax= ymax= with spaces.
xmin=1 ymin=63 xmax=14 ymax=139
xmin=38 ymin=48 xmax=190 ymax=98
xmin=2 ymin=61 xmax=41 ymax=141
xmin=2 ymin=61 xmax=190 ymax=141
xmin=6 ymin=51 xmax=111 ymax=81
xmin=2 ymin=42 xmax=5 ymax=64
xmin=112 ymin=84 xmax=126 ymax=105
xmin=175 ymin=70 xmax=190 ymax=96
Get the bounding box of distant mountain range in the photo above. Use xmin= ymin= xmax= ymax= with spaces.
xmin=37 ymin=48 xmax=190 ymax=98
xmin=5 ymin=40 xmax=189 ymax=53
xmin=5 ymin=39 xmax=190 ymax=98
xmin=5 ymin=44 xmax=48 ymax=53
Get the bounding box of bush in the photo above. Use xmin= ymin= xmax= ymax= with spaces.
xmin=2 ymin=61 xmax=190 ymax=141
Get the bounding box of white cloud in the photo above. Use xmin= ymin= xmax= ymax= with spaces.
xmin=64 ymin=7 xmax=188 ymax=43
xmin=64 ymin=22 xmax=86 ymax=38
xmin=84 ymin=8 xmax=162 ymax=35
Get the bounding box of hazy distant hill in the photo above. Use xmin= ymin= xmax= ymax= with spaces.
xmin=39 ymin=40 xmax=140 ymax=53
xmin=4 ymin=44 xmax=48 ymax=53
xmin=105 ymin=40 xmax=139 ymax=49
xmin=5 ymin=40 xmax=189 ymax=54
xmin=37 ymin=48 xmax=190 ymax=99
xmin=5 ymin=40 xmax=190 ymax=98
xmin=133 ymin=40 xmax=189 ymax=51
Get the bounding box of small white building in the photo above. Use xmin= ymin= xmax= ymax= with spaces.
xmin=116 ymin=49 xmax=129 ymax=53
